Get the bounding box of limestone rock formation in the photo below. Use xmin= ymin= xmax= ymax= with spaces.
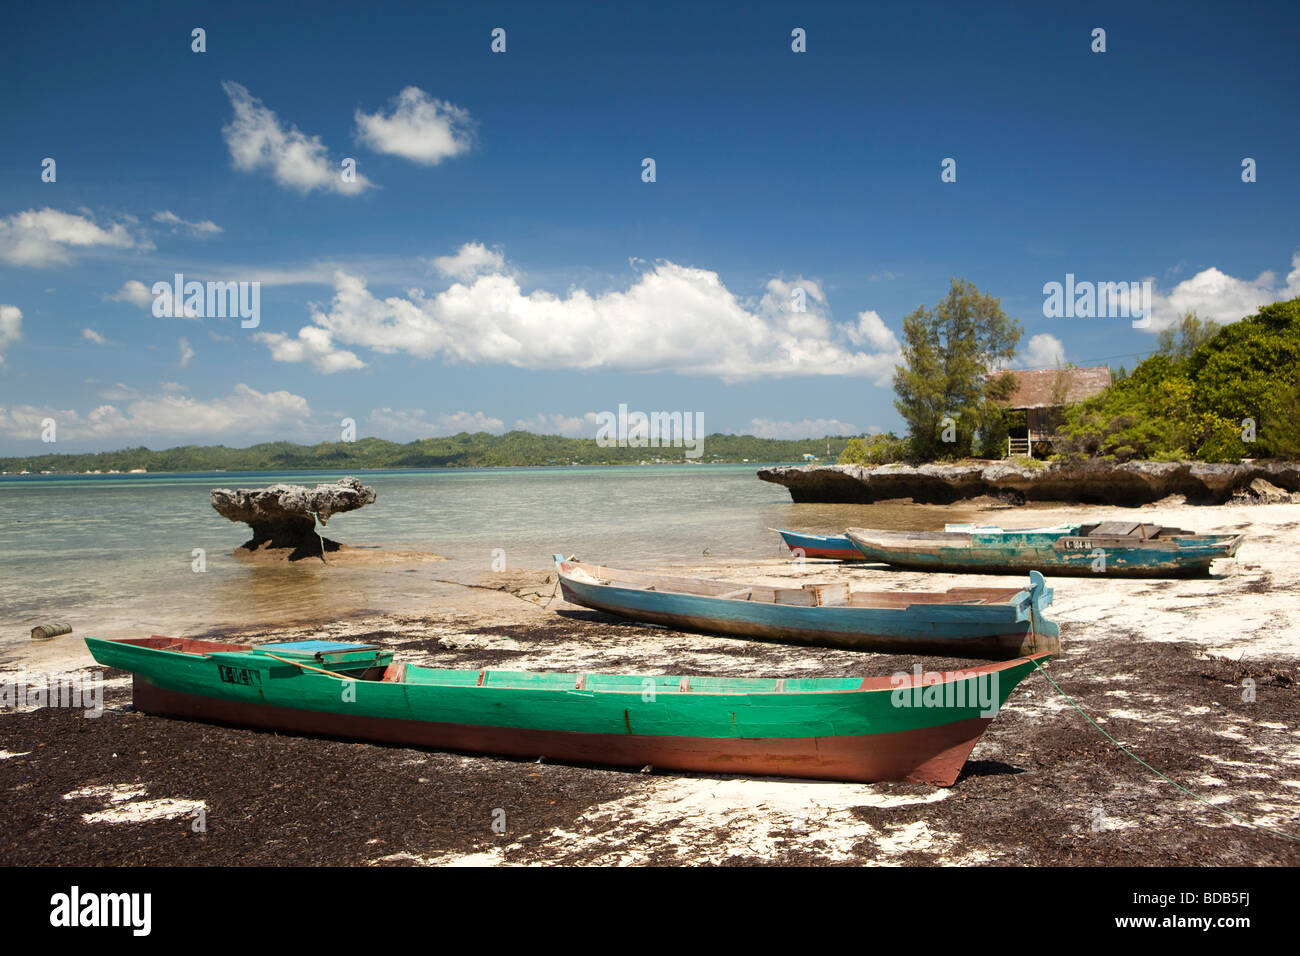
xmin=211 ymin=476 xmax=377 ymax=558
xmin=1234 ymin=477 xmax=1294 ymax=504
xmin=756 ymin=461 xmax=1300 ymax=506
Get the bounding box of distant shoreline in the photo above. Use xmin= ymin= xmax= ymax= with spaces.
xmin=0 ymin=430 xmax=858 ymax=475
xmin=0 ymin=460 xmax=806 ymax=481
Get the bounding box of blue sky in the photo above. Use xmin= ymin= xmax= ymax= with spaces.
xmin=2 ymin=0 xmax=1298 ymax=454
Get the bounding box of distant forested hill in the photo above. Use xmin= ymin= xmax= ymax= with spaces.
xmin=0 ymin=432 xmax=859 ymax=473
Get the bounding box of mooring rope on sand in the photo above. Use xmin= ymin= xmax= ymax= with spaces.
xmin=424 ymin=572 xmax=562 ymax=608
xmin=537 ymin=572 xmax=562 ymax=609
xmin=1028 ymin=658 xmax=1298 ymax=842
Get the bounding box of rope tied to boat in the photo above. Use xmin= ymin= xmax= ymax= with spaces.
xmin=1027 ymin=657 xmax=1298 ymax=842
xmin=538 ymin=573 xmax=561 ymax=608
xmin=423 ymin=571 xmax=561 ymax=607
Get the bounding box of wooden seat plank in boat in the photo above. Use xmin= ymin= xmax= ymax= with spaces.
xmin=1090 ymin=521 xmax=1141 ymax=536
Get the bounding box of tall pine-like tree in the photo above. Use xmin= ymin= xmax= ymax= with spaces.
xmin=892 ymin=279 xmax=1022 ymax=459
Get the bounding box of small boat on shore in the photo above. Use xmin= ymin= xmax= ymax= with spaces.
xmin=776 ymin=529 xmax=866 ymax=561
xmin=776 ymin=524 xmax=1074 ymax=562
xmin=84 ymin=636 xmax=1051 ymax=785
xmin=846 ymin=521 xmax=1245 ymax=577
xmin=554 ymin=557 xmax=1059 ymax=658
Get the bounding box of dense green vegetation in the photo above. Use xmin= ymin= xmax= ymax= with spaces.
xmin=0 ymin=431 xmax=859 ymax=474
xmin=873 ymin=288 xmax=1300 ymax=465
xmin=892 ymin=278 xmax=1022 ymax=459
xmin=1055 ymin=299 xmax=1300 ymax=462
xmin=836 ymin=433 xmax=911 ymax=465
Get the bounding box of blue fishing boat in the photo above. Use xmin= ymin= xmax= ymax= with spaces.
xmin=845 ymin=521 xmax=1245 ymax=577
xmin=775 ymin=529 xmax=866 ymax=561
xmin=553 ymin=556 xmax=1059 ymax=658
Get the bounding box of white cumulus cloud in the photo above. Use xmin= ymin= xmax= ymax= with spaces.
xmin=1144 ymin=252 xmax=1300 ymax=331
xmin=1015 ymin=333 xmax=1066 ymax=369
xmin=0 ymin=305 xmax=21 ymax=363
xmin=756 ymin=277 xmax=831 ymax=341
xmin=0 ymin=208 xmax=139 ymax=267
xmin=82 ymin=328 xmax=111 ymax=346
xmin=254 ymin=326 xmax=365 ymax=373
xmin=513 ymin=412 xmax=601 ymax=437
xmin=221 ymin=81 xmax=372 ymax=195
xmin=429 ymin=242 xmax=506 ymax=281
xmin=354 ymin=87 xmax=473 ymax=165
xmin=435 ymin=410 xmax=505 ymax=433
xmin=107 ymin=280 xmax=154 ymax=309
xmin=0 ymin=384 xmax=312 ymax=441
xmin=845 ymin=309 xmax=901 ymax=353
xmin=263 ymin=256 xmax=903 ymax=383
xmin=107 ymin=279 xmax=200 ymax=318
xmin=743 ymin=418 xmax=863 ymax=439
xmin=366 ymin=408 xmax=504 ymax=439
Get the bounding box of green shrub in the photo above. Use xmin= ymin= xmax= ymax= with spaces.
xmin=838 ymin=434 xmax=912 ymax=465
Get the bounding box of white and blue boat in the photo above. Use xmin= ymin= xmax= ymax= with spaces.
xmin=775 ymin=529 xmax=866 ymax=561
xmin=846 ymin=521 xmax=1244 ymax=577
xmin=553 ymin=556 xmax=1058 ymax=659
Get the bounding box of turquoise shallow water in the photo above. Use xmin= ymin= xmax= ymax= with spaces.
xmin=0 ymin=465 xmax=978 ymax=641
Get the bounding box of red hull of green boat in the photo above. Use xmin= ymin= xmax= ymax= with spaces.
xmin=86 ymin=636 xmax=1051 ymax=786
xmin=132 ymin=677 xmax=996 ymax=785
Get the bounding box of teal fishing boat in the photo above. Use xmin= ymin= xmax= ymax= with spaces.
xmin=85 ymin=636 xmax=1051 ymax=785
xmin=846 ymin=521 xmax=1245 ymax=577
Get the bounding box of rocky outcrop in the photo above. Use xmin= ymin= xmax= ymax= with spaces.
xmin=757 ymin=461 xmax=1300 ymax=506
xmin=211 ymin=477 xmax=376 ymax=558
xmin=1232 ymin=478 xmax=1295 ymax=505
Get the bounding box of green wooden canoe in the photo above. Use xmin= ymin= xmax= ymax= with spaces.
xmin=85 ymin=635 xmax=1052 ymax=785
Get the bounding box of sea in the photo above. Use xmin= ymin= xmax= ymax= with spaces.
xmin=0 ymin=465 xmax=979 ymax=643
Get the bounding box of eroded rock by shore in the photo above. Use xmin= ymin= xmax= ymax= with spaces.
xmin=211 ymin=476 xmax=376 ymax=558
xmin=757 ymin=460 xmax=1300 ymax=506
xmin=1233 ymin=478 xmax=1295 ymax=505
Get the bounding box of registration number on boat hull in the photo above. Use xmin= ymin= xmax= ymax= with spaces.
xmin=1057 ymin=538 xmax=1098 ymax=551
xmin=216 ymin=665 xmax=261 ymax=686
